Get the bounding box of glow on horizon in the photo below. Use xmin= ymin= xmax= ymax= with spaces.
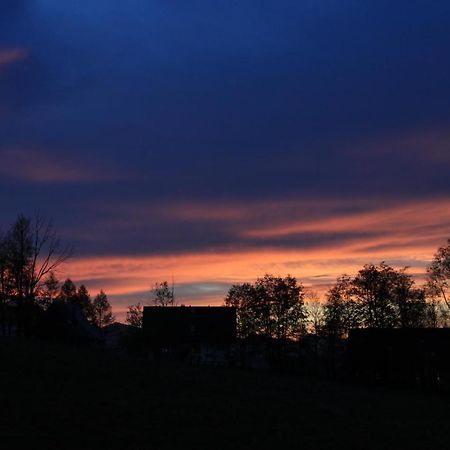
xmin=57 ymin=196 xmax=450 ymax=320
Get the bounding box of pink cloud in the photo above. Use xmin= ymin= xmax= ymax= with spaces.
xmin=0 ymin=149 xmax=124 ymax=184
xmin=52 ymin=196 xmax=450 ymax=321
xmin=241 ymin=198 xmax=450 ymax=240
xmin=346 ymin=126 xmax=450 ymax=164
xmin=0 ymin=48 xmax=27 ymax=68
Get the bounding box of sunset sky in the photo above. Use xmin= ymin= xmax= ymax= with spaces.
xmin=1 ymin=1 xmax=450 ymax=320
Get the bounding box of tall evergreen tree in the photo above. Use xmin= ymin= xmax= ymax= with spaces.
xmin=76 ymin=285 xmax=94 ymax=322
xmin=60 ymin=278 xmax=77 ymax=302
xmin=92 ymin=291 xmax=115 ymax=328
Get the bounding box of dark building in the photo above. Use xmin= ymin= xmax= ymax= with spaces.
xmin=103 ymin=322 xmax=141 ymax=352
xmin=143 ymin=306 xmax=236 ymax=346
xmin=348 ymin=328 xmax=450 ymax=389
xmin=143 ymin=306 xmax=237 ymax=363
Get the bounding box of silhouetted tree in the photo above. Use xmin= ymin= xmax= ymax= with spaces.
xmin=58 ymin=280 xmax=95 ymax=321
xmin=60 ymin=278 xmax=77 ymax=302
xmin=353 ymin=263 xmax=400 ymax=328
xmin=6 ymin=213 xmax=72 ymax=303
xmin=0 ymin=231 xmax=13 ymax=335
xmin=6 ymin=215 xmax=33 ymax=302
xmin=425 ymin=298 xmax=450 ymax=328
xmin=437 ymin=302 xmax=450 ymax=327
xmin=324 ymin=264 xmax=429 ymax=335
xmin=353 ymin=263 xmax=427 ymax=329
xmin=38 ymin=271 xmax=60 ymax=310
xmin=225 ymin=283 xmax=261 ymax=338
xmin=45 ymin=271 xmax=60 ymax=299
xmin=92 ymin=291 xmax=115 ymax=328
xmin=1 ymin=213 xmax=72 ymax=335
xmin=126 ymin=303 xmax=143 ymax=328
xmin=152 ymin=281 xmax=175 ymax=307
xmin=225 ymin=274 xmax=306 ymax=340
xmin=259 ymin=274 xmax=306 ymax=340
xmin=427 ymin=239 xmax=450 ymax=309
xmin=305 ymin=292 xmax=325 ymax=335
xmin=76 ymin=285 xmax=94 ymax=323
xmin=324 ymin=275 xmax=362 ymax=338
xmin=391 ymin=269 xmax=427 ymax=328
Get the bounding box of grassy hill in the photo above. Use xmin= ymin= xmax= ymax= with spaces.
xmin=1 ymin=339 xmax=449 ymax=450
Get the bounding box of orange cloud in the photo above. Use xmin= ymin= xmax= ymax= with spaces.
xmin=63 ymin=243 xmax=433 ymax=293
xmin=161 ymin=198 xmax=365 ymax=223
xmin=55 ymin=196 xmax=450 ymax=321
xmin=241 ymin=198 xmax=450 ymax=241
xmin=59 ymin=238 xmax=437 ymax=316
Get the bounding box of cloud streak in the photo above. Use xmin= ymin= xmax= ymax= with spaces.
xmin=0 ymin=48 xmax=27 ymax=68
xmin=57 ymin=196 xmax=450 ymax=320
xmin=0 ymin=148 xmax=126 ymax=184
xmin=241 ymin=198 xmax=450 ymax=240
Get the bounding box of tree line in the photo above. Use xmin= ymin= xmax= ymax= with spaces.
xmin=3 ymin=212 xmax=450 ymax=342
xmin=224 ymin=240 xmax=450 ymax=340
xmin=57 ymin=278 xmax=115 ymax=328
xmin=124 ymin=239 xmax=450 ymax=341
xmin=0 ymin=214 xmax=114 ymax=335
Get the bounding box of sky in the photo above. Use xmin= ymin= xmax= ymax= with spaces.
xmin=1 ymin=1 xmax=450 ymax=320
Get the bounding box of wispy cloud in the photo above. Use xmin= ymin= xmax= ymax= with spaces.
xmin=347 ymin=126 xmax=450 ymax=165
xmin=0 ymin=149 xmax=125 ymax=184
xmin=0 ymin=48 xmax=27 ymax=68
xmin=241 ymin=198 xmax=450 ymax=241
xmin=62 ymin=195 xmax=450 ymax=260
xmin=58 ymin=195 xmax=450 ymax=321
xmin=61 ymin=239 xmax=435 ymax=321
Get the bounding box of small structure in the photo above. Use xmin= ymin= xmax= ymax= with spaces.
xmin=40 ymin=300 xmax=103 ymax=345
xmin=143 ymin=306 xmax=236 ymax=363
xmin=102 ymin=322 xmax=141 ymax=352
xmin=348 ymin=328 xmax=450 ymax=389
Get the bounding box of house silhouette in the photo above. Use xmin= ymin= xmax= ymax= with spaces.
xmin=143 ymin=306 xmax=236 ymax=361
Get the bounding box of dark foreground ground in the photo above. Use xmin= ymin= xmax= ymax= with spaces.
xmin=1 ymin=340 xmax=449 ymax=450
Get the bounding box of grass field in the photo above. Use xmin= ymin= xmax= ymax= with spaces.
xmin=1 ymin=339 xmax=449 ymax=450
